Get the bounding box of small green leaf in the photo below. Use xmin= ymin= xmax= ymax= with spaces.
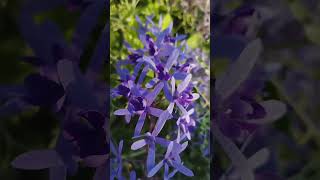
xmin=305 ymin=23 xmax=320 ymax=45
xmin=146 ymin=70 xmax=154 ymax=78
xmin=289 ymin=0 xmax=310 ymax=22
xmin=225 ymin=1 xmax=242 ymax=10
xmin=187 ymin=33 xmax=203 ymax=49
xmin=212 ymin=58 xmax=230 ymax=76
xmin=162 ymin=13 xmax=172 ymax=30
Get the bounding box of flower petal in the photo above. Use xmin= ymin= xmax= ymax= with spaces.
xmin=171 ymin=161 xmax=194 ymax=176
xmin=147 ymin=142 xmax=156 ymax=172
xmin=130 ymin=171 xmax=136 ymax=180
xmin=133 ymin=62 xmax=143 ymax=79
xmin=114 ymin=109 xmax=130 ymax=116
xmin=24 ymin=74 xmax=65 ymax=106
xmin=146 ymin=82 xmax=164 ymax=106
xmin=165 ymin=142 xmax=174 ymax=158
xmin=152 ymin=110 xmax=172 ymax=136
xmin=171 ymin=77 xmax=175 ymax=95
xmin=147 ymin=160 xmax=164 ymax=177
xmin=164 ymin=163 xmax=169 ymax=180
xmin=212 ymin=125 xmax=255 ymax=180
xmin=72 ymin=0 xmax=104 ymax=56
xmin=134 ymin=112 xmax=147 ymax=136
xmin=138 ymin=56 xmax=156 ymax=71
xmin=155 ymin=29 xmax=167 ymax=47
xmin=177 ymin=74 xmax=192 ymax=93
xmin=168 ymin=169 xmax=178 ymax=178
xmin=148 ymin=107 xmax=163 ymax=117
xmin=215 ymin=39 xmax=263 ymax=101
xmin=165 ymin=49 xmax=179 ymax=71
xmin=158 ymin=44 xmax=174 ymax=57
xmin=163 ymin=81 xmax=173 ymax=101
xmin=187 ymin=108 xmax=195 ymax=116
xmin=125 ymin=114 xmax=131 ymax=123
xmin=11 ymin=149 xmax=63 ymax=170
xmin=146 ymin=78 xmax=159 ymax=89
xmin=248 ymin=148 xmax=270 ymax=170
xmin=176 ymin=103 xmax=188 ymax=116
xmin=83 ymin=154 xmax=108 ymax=168
xmin=180 ymin=141 xmax=188 ymax=153
xmin=191 ymin=93 xmax=200 ymax=101
xmin=248 ymin=100 xmax=286 ymax=124
xmin=173 ymin=72 xmax=187 ymax=80
xmin=138 ymin=65 xmax=149 ymax=84
xmin=131 ymin=139 xmax=147 ymax=150
xmin=167 ymin=102 xmax=175 ymax=114
xmin=155 ymin=137 xmax=170 ymax=147
xmin=57 ymin=59 xmax=75 ymax=89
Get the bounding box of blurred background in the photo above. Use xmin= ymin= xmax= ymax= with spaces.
xmin=0 ymin=0 xmax=106 ymax=179
xmin=213 ymin=0 xmax=320 ymax=179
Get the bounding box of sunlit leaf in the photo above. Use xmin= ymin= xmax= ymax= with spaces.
xmin=187 ymin=33 xmax=203 ymax=49
xmin=305 ymin=23 xmax=320 ymax=45
xmin=162 ymin=13 xmax=173 ymax=30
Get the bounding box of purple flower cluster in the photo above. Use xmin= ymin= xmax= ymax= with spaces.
xmin=112 ymin=16 xmax=204 ymax=179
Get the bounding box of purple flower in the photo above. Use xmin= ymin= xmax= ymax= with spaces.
xmin=144 ymin=48 xmax=180 ymax=101
xmin=113 ymin=84 xmax=131 ymax=97
xmin=111 ymin=140 xmax=137 ymax=180
xmin=128 ymin=53 xmax=142 ymax=63
xmin=213 ymin=39 xmax=286 ymax=180
xmin=110 ymin=140 xmax=124 ymax=179
xmin=63 ymin=110 xmax=107 ymax=163
xmin=146 ymin=34 xmax=159 ymax=56
xmin=147 ymin=141 xmax=194 ymax=178
xmin=166 ymin=75 xmax=199 ymax=115
xmin=23 ymin=73 xmax=65 ymax=107
xmin=218 ymin=6 xmax=260 ymax=39
xmin=156 ymin=64 xmax=171 ymax=81
xmin=176 ymin=108 xmax=196 ymax=140
xmin=131 ymin=132 xmax=170 ymax=172
xmin=114 ymin=83 xmax=164 ymax=135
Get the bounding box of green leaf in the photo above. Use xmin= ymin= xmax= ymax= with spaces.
xmin=289 ymin=0 xmax=310 ymax=22
xmin=162 ymin=13 xmax=172 ymax=30
xmin=146 ymin=70 xmax=154 ymax=78
xmin=187 ymin=33 xmax=203 ymax=49
xmin=305 ymin=23 xmax=320 ymax=45
xmin=212 ymin=58 xmax=230 ymax=76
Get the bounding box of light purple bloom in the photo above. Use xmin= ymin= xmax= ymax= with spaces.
xmin=147 ymin=140 xmax=194 ymax=178
xmin=131 ymin=132 xmax=170 ymax=172
xmin=176 ymin=108 xmax=196 ymax=140
xmin=110 ymin=140 xmax=124 ymax=179
xmin=114 ymin=83 xmax=164 ymax=135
